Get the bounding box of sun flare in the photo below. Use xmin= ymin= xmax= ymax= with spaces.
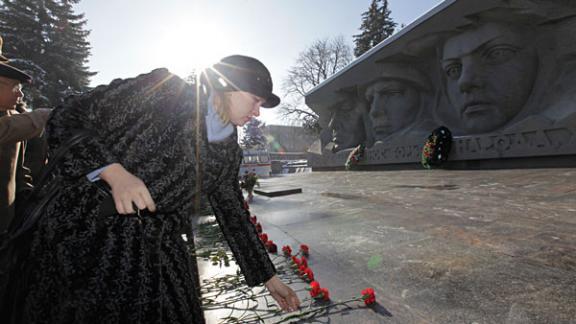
xmin=153 ymin=15 xmax=235 ymax=79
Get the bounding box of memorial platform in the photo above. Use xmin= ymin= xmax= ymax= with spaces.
xmin=200 ymin=168 xmax=575 ymax=323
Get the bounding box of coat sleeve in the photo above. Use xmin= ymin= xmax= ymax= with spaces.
xmin=0 ymin=110 xmax=47 ymax=144
xmin=208 ymin=159 xmax=276 ymax=287
xmin=45 ymin=68 xmax=190 ymax=181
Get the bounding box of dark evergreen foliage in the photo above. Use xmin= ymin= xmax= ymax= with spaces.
xmin=0 ymin=0 xmax=94 ymax=107
xmin=353 ymin=0 xmax=397 ymax=57
xmin=241 ymin=118 xmax=267 ymax=149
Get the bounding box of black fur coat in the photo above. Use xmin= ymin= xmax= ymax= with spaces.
xmin=6 ymin=69 xmax=276 ymax=324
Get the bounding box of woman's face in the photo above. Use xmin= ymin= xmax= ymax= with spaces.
xmin=226 ymin=91 xmax=265 ymax=126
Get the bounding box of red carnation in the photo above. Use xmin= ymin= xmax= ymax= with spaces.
xmin=259 ymin=233 xmax=268 ymax=243
xmin=298 ymin=265 xmax=307 ymax=276
xmin=361 ymin=288 xmax=376 ymax=305
xmin=255 ymin=223 xmax=263 ymax=233
xmin=291 ymin=256 xmax=300 ymax=266
xmin=300 ymin=256 xmax=308 ymax=268
xmin=282 ymin=245 xmax=292 ymax=257
xmin=304 ymin=268 xmax=314 ymax=281
xmin=300 ymin=244 xmax=309 ymax=257
xmin=265 ymin=240 xmax=277 ymax=253
xmin=308 ymin=281 xmax=321 ymax=298
xmin=243 ymin=200 xmax=250 ymax=210
xmin=249 ymin=215 xmax=257 ymax=224
xmin=320 ymin=288 xmax=330 ymax=301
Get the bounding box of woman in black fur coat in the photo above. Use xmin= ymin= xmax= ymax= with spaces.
xmin=5 ymin=55 xmax=300 ymax=323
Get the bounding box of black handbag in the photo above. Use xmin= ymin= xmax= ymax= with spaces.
xmin=0 ymin=130 xmax=95 ymax=314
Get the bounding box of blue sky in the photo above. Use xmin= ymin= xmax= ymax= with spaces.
xmin=76 ymin=0 xmax=443 ymax=124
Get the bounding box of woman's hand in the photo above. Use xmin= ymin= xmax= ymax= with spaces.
xmin=100 ymin=163 xmax=156 ymax=214
xmin=265 ymin=275 xmax=300 ymax=312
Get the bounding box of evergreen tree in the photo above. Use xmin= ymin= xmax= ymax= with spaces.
xmin=0 ymin=0 xmax=94 ymax=107
xmin=241 ymin=118 xmax=267 ymax=149
xmin=44 ymin=0 xmax=95 ymax=102
xmin=353 ymin=0 xmax=397 ymax=57
xmin=0 ymin=0 xmax=49 ymax=106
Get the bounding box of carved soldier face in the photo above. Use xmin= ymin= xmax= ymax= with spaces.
xmin=328 ymin=98 xmax=365 ymax=151
xmin=367 ymin=80 xmax=420 ymax=140
xmin=442 ymin=22 xmax=538 ymax=133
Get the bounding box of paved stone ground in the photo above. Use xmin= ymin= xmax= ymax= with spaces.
xmin=229 ymin=168 xmax=575 ymax=324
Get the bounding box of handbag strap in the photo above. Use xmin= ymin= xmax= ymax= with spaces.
xmin=34 ymin=130 xmax=95 ymax=190
xmin=5 ymin=130 xmax=95 ymax=240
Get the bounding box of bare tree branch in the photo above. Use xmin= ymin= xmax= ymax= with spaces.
xmin=280 ymin=35 xmax=353 ymax=134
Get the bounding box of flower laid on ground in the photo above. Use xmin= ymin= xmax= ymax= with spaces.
xmin=300 ymin=244 xmax=309 ymax=257
xmin=243 ymin=200 xmax=250 ymax=211
xmin=255 ymin=223 xmax=262 ymax=233
xmin=282 ymin=245 xmax=292 ymax=257
xmin=306 ymin=281 xmax=329 ymax=301
xmin=265 ymin=240 xmax=277 ymax=253
xmin=308 ymin=281 xmax=321 ymax=298
xmin=303 ymin=268 xmax=314 ymax=282
xmin=300 ymin=256 xmax=308 ymax=268
xmin=259 ymin=233 xmax=268 ymax=243
xmin=319 ymin=288 xmax=330 ymax=301
xmin=249 ymin=215 xmax=257 ymax=225
xmin=291 ymin=256 xmax=300 ymax=267
xmin=298 ymin=265 xmax=307 ymax=276
xmin=361 ymin=288 xmax=376 ymax=305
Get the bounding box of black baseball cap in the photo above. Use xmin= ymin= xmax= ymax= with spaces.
xmin=204 ymin=55 xmax=280 ymax=108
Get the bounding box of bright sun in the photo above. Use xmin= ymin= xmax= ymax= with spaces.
xmin=153 ymin=15 xmax=235 ymax=79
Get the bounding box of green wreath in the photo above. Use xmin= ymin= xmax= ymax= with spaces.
xmin=421 ymin=126 xmax=452 ymax=169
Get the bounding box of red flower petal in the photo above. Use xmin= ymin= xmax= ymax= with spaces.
xmin=300 ymin=244 xmax=309 ymax=256
xmin=282 ymin=245 xmax=292 ymax=257
xmin=265 ymin=241 xmax=277 ymax=253
xmin=291 ymin=256 xmax=300 ymax=266
xmin=259 ymin=233 xmax=268 ymax=243
xmin=309 ymin=281 xmax=321 ymax=297
xmin=361 ymin=288 xmax=376 ymax=305
xmin=300 ymin=256 xmax=308 ymax=268
xmin=320 ymin=288 xmax=330 ymax=301
xmin=304 ymin=268 xmax=314 ymax=281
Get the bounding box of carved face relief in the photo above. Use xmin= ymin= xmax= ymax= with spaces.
xmin=328 ymin=99 xmax=365 ymax=151
xmin=442 ymin=22 xmax=538 ymax=133
xmin=367 ymin=80 xmax=420 ymax=141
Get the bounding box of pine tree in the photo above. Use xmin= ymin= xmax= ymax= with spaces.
xmin=353 ymin=0 xmax=397 ymax=57
xmin=0 ymin=0 xmax=94 ymax=107
xmin=0 ymin=0 xmax=50 ymax=106
xmin=241 ymin=118 xmax=267 ymax=149
xmin=43 ymin=0 xmax=95 ymax=102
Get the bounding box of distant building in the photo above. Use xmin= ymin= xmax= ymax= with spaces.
xmin=263 ymin=125 xmax=316 ymax=160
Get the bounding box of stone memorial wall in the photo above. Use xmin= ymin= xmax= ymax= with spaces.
xmin=306 ymin=0 xmax=576 ymax=169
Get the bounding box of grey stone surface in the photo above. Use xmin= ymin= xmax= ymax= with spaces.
xmin=242 ymin=169 xmax=576 ymax=323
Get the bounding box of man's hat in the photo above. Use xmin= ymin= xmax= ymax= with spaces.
xmin=0 ymin=36 xmax=8 ymax=62
xmin=204 ymin=55 xmax=280 ymax=108
xmin=0 ymin=35 xmax=31 ymax=83
xmin=0 ymin=62 xmax=32 ymax=83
